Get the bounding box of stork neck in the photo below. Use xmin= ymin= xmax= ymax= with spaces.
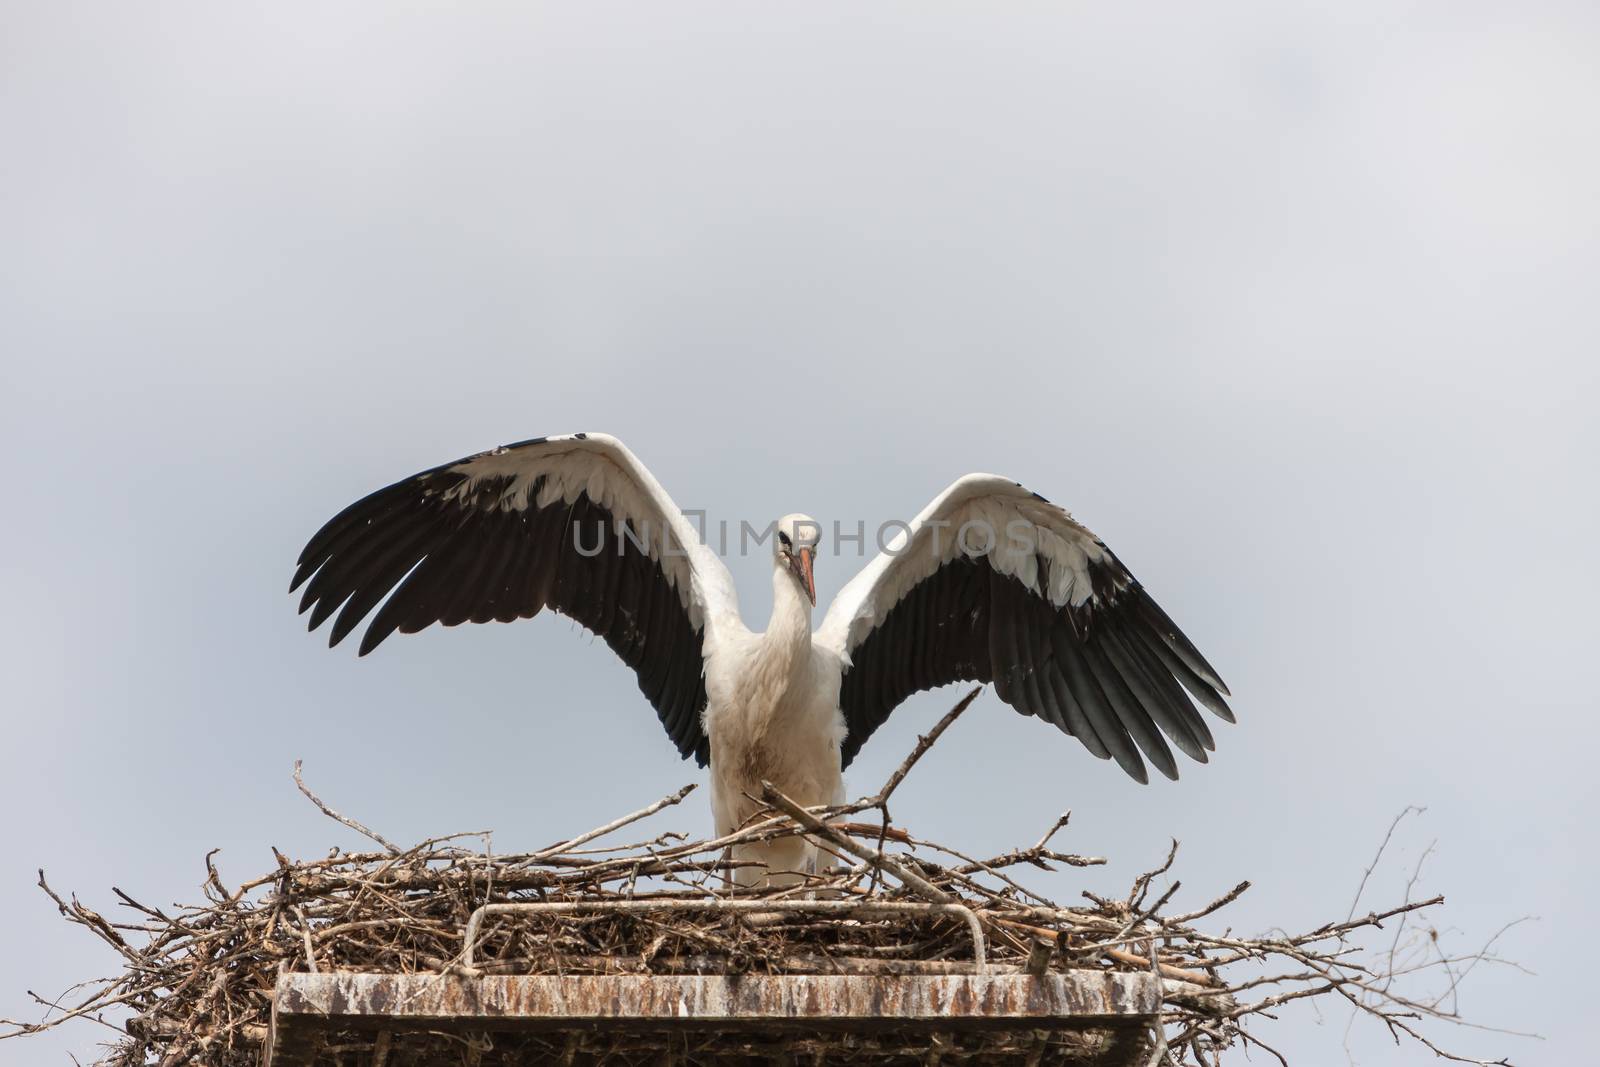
xmin=763 ymin=563 xmax=814 ymax=673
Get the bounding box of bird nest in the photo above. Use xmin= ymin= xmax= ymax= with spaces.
xmin=5 ymin=693 xmax=1512 ymax=1066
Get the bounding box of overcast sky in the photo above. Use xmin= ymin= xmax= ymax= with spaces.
xmin=3 ymin=3 xmax=1596 ymax=1063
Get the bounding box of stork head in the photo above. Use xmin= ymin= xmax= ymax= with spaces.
xmin=773 ymin=513 xmax=819 ymax=606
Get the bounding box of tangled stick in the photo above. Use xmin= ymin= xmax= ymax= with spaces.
xmin=3 ymin=691 xmax=1527 ymax=1065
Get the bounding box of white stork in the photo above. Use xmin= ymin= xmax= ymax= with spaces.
xmin=292 ymin=433 xmax=1232 ymax=884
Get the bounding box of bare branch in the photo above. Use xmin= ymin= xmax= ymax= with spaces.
xmin=3 ymin=711 xmax=1530 ymax=1067
xmin=293 ymin=759 xmax=401 ymax=855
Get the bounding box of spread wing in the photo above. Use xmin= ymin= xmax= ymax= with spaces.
xmin=290 ymin=432 xmax=745 ymax=765
xmin=816 ymin=475 xmax=1232 ymax=782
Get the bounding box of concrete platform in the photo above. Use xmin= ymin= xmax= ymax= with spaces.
xmin=264 ymin=970 xmax=1162 ymax=1066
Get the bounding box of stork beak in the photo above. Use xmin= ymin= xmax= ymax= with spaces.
xmin=791 ymin=547 xmax=816 ymax=606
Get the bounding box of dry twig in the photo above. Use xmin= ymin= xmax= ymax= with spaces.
xmin=3 ymin=693 xmax=1525 ymax=1066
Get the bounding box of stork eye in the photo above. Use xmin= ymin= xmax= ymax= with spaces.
xmin=778 ymin=531 xmax=792 ymax=548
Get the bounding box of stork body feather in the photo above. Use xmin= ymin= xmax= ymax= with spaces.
xmin=705 ymin=560 xmax=845 ymax=885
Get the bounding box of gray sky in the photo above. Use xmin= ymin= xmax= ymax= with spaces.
xmin=2 ymin=3 xmax=1595 ymax=1063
